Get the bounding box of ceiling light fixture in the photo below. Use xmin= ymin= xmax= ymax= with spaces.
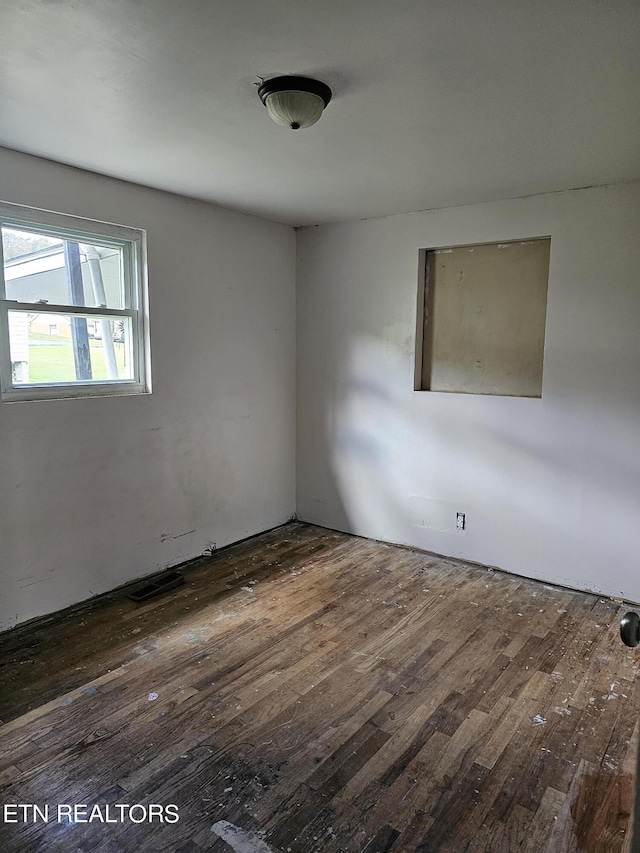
xmin=257 ymin=75 xmax=332 ymax=130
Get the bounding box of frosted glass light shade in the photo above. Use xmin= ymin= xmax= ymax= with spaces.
xmin=257 ymin=76 xmax=332 ymax=130
xmin=265 ymin=90 xmax=325 ymax=130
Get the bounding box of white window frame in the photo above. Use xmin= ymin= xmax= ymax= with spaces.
xmin=0 ymin=200 xmax=151 ymax=402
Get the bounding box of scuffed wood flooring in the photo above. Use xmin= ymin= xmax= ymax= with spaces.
xmin=0 ymin=522 xmax=638 ymax=852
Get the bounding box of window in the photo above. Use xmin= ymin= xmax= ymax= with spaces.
xmin=0 ymin=201 xmax=150 ymax=401
xmin=416 ymin=237 xmax=550 ymax=397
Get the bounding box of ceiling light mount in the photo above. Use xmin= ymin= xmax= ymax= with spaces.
xmin=258 ymin=75 xmax=332 ymax=130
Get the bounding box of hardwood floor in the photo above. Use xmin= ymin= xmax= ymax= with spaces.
xmin=0 ymin=522 xmax=638 ymax=852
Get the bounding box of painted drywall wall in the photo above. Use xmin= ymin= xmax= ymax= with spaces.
xmin=297 ymin=182 xmax=640 ymax=601
xmin=0 ymin=147 xmax=295 ymax=630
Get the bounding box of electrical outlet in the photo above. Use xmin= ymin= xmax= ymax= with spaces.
xmin=456 ymin=513 xmax=466 ymax=531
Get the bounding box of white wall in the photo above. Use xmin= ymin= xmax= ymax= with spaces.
xmin=0 ymin=147 xmax=296 ymax=630
xmin=297 ymin=182 xmax=640 ymax=601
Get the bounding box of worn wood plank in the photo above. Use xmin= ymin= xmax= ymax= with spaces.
xmin=0 ymin=521 xmax=637 ymax=852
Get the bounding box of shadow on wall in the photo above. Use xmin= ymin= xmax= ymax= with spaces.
xmin=331 ymin=337 xmax=417 ymax=547
xmin=329 ymin=335 xmax=640 ymax=600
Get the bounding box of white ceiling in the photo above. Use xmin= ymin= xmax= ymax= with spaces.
xmin=1 ymin=0 xmax=639 ymax=226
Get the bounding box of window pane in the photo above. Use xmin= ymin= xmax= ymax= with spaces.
xmin=8 ymin=311 xmax=134 ymax=384
xmin=3 ymin=228 xmax=125 ymax=309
